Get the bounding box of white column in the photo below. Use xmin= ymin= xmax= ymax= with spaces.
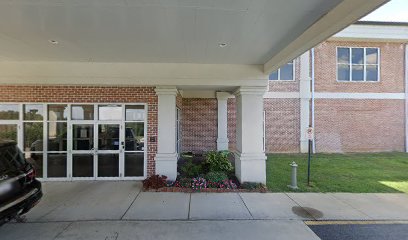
xmin=216 ymin=92 xmax=230 ymax=151
xmin=299 ymin=51 xmax=312 ymax=153
xmin=405 ymin=44 xmax=408 ymax=153
xmin=233 ymin=87 xmax=267 ymax=184
xmin=154 ymin=86 xmax=178 ymax=180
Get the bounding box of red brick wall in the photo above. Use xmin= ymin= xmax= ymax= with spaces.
xmin=314 ymin=41 xmax=405 ymax=93
xmin=0 ymin=85 xmax=158 ymax=177
xmin=315 ymin=99 xmax=405 ymax=153
xmin=181 ymin=98 xmax=217 ymax=153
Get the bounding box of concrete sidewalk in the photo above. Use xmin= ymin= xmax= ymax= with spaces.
xmin=1 ymin=181 xmax=408 ymax=240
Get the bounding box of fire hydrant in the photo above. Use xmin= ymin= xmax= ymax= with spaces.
xmin=288 ymin=161 xmax=298 ymax=189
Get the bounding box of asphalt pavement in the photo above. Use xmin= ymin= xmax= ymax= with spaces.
xmin=308 ymin=222 xmax=408 ymax=240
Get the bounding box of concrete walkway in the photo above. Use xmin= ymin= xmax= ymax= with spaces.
xmin=1 ymin=181 xmax=408 ymax=240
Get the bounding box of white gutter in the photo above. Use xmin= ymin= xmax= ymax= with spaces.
xmin=311 ymin=48 xmax=316 ymax=153
xmin=405 ymin=44 xmax=408 ymax=153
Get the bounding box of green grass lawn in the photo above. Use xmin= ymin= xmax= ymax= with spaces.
xmin=266 ymin=152 xmax=408 ymax=193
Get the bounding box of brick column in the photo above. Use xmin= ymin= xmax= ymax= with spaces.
xmin=216 ymin=92 xmax=230 ymax=151
xmin=233 ymin=86 xmax=267 ymax=184
xmin=154 ymin=86 xmax=178 ymax=180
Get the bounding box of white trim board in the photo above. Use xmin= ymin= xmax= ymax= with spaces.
xmin=263 ymin=92 xmax=405 ymax=100
xmin=263 ymin=92 xmax=300 ymax=99
xmin=332 ymin=24 xmax=408 ymax=42
xmin=314 ymin=92 xmax=405 ymax=100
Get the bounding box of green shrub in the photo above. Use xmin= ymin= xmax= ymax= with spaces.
xmin=205 ymin=151 xmax=233 ymax=173
xmin=206 ymin=171 xmax=228 ymax=183
xmin=180 ymin=159 xmax=202 ymax=178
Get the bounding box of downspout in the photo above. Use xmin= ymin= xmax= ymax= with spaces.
xmin=405 ymin=44 xmax=408 ymax=153
xmin=311 ymin=48 xmax=316 ymax=153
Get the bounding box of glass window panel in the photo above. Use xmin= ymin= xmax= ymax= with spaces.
xmin=352 ymin=48 xmax=364 ymax=64
xmin=352 ymin=65 xmax=364 ymax=81
xmin=47 ymin=153 xmax=67 ymax=178
xmin=268 ymin=71 xmax=279 ymax=80
xmin=24 ymin=104 xmax=44 ymax=120
xmin=125 ymin=105 xmax=145 ymax=121
xmin=26 ymin=153 xmax=43 ymax=178
xmin=24 ymin=122 xmax=43 ymax=152
xmin=366 ymin=65 xmax=379 ymax=81
xmin=337 ymin=48 xmax=350 ymax=64
xmin=73 ymin=124 xmax=94 ymax=150
xmin=48 ymin=122 xmax=67 ymax=151
xmin=0 ymin=124 xmax=17 ymax=142
xmin=73 ymin=154 xmax=94 ymax=177
xmin=280 ymin=63 xmax=293 ymax=80
xmin=366 ymin=48 xmax=378 ymax=64
xmin=98 ymin=105 xmax=122 ymax=120
xmin=125 ymin=153 xmax=144 ymax=177
xmin=0 ymin=105 xmax=19 ymax=120
xmin=98 ymin=124 xmax=120 ymax=150
xmin=125 ymin=123 xmax=144 ymax=151
xmin=98 ymin=154 xmax=119 ymax=177
xmin=72 ymin=105 xmax=94 ymax=120
xmin=48 ymin=105 xmax=68 ymax=121
xmin=337 ymin=64 xmax=350 ymax=81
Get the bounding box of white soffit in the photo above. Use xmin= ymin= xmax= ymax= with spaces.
xmin=264 ymin=0 xmax=389 ymax=73
xmin=0 ymin=0 xmax=345 ymax=64
xmin=332 ymin=23 xmax=408 ymax=42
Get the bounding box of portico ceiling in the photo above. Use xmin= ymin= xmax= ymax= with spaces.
xmin=0 ymin=0 xmax=388 ymax=72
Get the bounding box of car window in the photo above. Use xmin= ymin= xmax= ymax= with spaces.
xmin=0 ymin=145 xmax=26 ymax=174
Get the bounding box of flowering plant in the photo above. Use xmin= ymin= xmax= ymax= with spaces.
xmin=191 ymin=177 xmax=207 ymax=191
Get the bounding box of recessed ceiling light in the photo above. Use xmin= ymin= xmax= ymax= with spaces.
xmin=219 ymin=43 xmax=228 ymax=48
xmin=49 ymin=40 xmax=58 ymax=44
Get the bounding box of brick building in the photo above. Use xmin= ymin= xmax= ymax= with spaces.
xmin=0 ymin=0 xmax=399 ymax=184
xmin=180 ymin=22 xmax=408 ymax=155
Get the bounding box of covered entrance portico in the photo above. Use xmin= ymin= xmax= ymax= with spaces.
xmin=0 ymin=0 xmax=388 ymax=183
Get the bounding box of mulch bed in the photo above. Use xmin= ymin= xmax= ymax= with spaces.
xmin=144 ymin=187 xmax=267 ymax=193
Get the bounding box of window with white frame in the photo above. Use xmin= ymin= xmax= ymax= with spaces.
xmin=337 ymin=47 xmax=380 ymax=82
xmin=269 ymin=61 xmax=294 ymax=81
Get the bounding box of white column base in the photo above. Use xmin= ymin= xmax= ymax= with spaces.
xmin=234 ymin=151 xmax=267 ymax=184
xmin=217 ymin=137 xmax=229 ymax=151
xmin=155 ymin=153 xmax=178 ymax=181
xmin=300 ymin=139 xmax=309 ymax=153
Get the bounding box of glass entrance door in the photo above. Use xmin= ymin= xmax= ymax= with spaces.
xmin=96 ymin=123 xmax=122 ymax=179
xmin=71 ymin=123 xmax=95 ymax=179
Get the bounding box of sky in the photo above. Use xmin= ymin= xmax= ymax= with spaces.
xmin=362 ymin=0 xmax=408 ymax=22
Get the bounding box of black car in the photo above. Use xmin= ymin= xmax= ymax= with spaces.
xmin=0 ymin=140 xmax=42 ymax=225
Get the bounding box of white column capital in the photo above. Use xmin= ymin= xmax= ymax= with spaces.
xmin=216 ymin=91 xmax=232 ymax=100
xmin=233 ymin=86 xmax=267 ymax=96
xmin=155 ymin=86 xmax=179 ymax=96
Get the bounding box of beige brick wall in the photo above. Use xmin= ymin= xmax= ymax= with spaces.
xmin=315 ymin=99 xmax=405 ymax=153
xmin=268 ymin=58 xmax=301 ymax=92
xmin=264 ymin=99 xmax=300 ymax=153
xmin=181 ymin=98 xmax=217 ymax=153
xmin=227 ymin=98 xmax=237 ymax=151
xmin=0 ymin=85 xmax=158 ymax=177
xmin=314 ymin=40 xmax=405 ymax=93
xmin=226 ymin=98 xmax=300 ymax=153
